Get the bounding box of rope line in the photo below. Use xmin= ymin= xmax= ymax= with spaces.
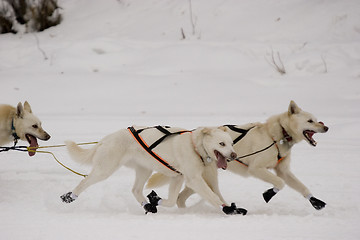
xmin=1 ymin=142 xmax=99 ymax=178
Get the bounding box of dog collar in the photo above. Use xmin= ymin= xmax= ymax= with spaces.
xmin=281 ymin=127 xmax=292 ymax=142
xmin=11 ymin=118 xmax=20 ymax=145
xmin=190 ymin=133 xmax=211 ymax=166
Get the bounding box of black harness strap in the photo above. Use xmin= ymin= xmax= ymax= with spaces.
xmin=0 ymin=145 xmax=28 ymax=153
xmin=234 ymin=141 xmax=276 ymax=167
xmin=225 ymin=124 xmax=284 ymax=167
xmin=224 ymin=125 xmax=255 ymax=145
xmin=149 ymin=126 xmax=173 ymax=150
xmin=128 ymin=126 xmax=190 ymax=175
xmin=11 ymin=119 xmax=20 ymax=146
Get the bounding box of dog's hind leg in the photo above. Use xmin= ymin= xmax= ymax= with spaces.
xmin=61 ymin=167 xmax=118 ymax=203
xmin=61 ymin=152 xmax=121 ymax=203
xmin=177 ymin=186 xmax=195 ymax=208
xmin=158 ymin=175 xmax=184 ymax=207
xmin=132 ymin=166 xmax=152 ymax=206
xmin=248 ymin=165 xmax=285 ymax=203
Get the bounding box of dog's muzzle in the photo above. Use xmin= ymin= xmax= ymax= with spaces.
xmin=227 ymin=152 xmax=237 ymax=162
xmin=319 ymin=122 xmax=329 ymax=132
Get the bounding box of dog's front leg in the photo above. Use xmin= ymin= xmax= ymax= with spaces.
xmin=203 ymin=164 xmax=228 ymax=206
xmin=275 ymin=163 xmax=326 ymax=210
xmin=177 ymin=165 xmax=227 ymax=208
xmin=186 ymin=175 xmax=246 ymax=215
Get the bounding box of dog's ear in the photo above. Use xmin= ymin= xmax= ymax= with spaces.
xmin=288 ymin=100 xmax=301 ymax=115
xmin=23 ymin=101 xmax=32 ymax=113
xmin=17 ymin=102 xmax=24 ymax=118
xmin=201 ymin=127 xmax=212 ymax=135
xmin=218 ymin=126 xmax=227 ymax=132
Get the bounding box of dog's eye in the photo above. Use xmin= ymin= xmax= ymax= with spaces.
xmin=308 ymin=120 xmax=314 ymax=123
xmin=32 ymin=124 xmax=38 ymax=129
xmin=219 ymin=142 xmax=225 ymax=146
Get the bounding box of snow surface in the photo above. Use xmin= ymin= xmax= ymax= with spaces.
xmin=1 ymin=0 xmax=360 ymax=239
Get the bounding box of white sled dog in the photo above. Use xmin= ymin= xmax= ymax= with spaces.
xmin=0 ymin=101 xmax=51 ymax=156
xmin=61 ymin=126 xmax=246 ymax=215
xmin=148 ymin=101 xmax=329 ymax=211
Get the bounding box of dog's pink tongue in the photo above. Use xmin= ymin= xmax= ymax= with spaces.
xmin=215 ymin=151 xmax=227 ymax=169
xmin=28 ymin=135 xmax=38 ymax=157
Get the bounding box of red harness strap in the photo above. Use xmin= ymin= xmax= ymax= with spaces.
xmin=128 ymin=126 xmax=189 ymax=175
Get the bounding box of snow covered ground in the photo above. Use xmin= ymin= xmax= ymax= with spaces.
xmin=1 ymin=0 xmax=359 ymax=239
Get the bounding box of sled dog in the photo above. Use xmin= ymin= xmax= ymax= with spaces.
xmin=0 ymin=101 xmax=51 ymax=156
xmin=148 ymin=101 xmax=329 ymax=210
xmin=61 ymin=126 xmax=246 ymax=215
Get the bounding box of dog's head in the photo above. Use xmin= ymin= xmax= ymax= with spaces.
xmin=284 ymin=101 xmax=329 ymax=147
xmin=193 ymin=126 xmax=237 ymax=169
xmin=14 ymin=101 xmax=51 ymax=156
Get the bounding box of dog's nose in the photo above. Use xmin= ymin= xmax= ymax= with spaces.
xmin=319 ymin=122 xmax=329 ymax=132
xmin=230 ymin=152 xmax=237 ymax=160
xmin=44 ymin=133 xmax=51 ymax=140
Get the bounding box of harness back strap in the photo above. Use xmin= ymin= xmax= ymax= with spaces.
xmin=224 ymin=125 xmax=255 ymax=145
xmin=128 ymin=126 xmax=188 ymax=175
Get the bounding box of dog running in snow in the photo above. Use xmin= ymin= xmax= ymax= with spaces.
xmin=61 ymin=126 xmax=246 ymax=215
xmin=0 ymin=101 xmax=51 ymax=156
xmin=147 ymin=101 xmax=329 ymax=211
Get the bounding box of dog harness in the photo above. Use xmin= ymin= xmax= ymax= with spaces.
xmin=226 ymin=125 xmax=286 ymax=167
xmin=128 ymin=126 xmax=192 ymax=175
xmin=11 ymin=118 xmax=20 ymax=146
xmin=224 ymin=125 xmax=255 ymax=145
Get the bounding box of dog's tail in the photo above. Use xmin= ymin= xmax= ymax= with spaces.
xmin=146 ymin=173 xmax=171 ymax=189
xmin=65 ymin=141 xmax=97 ymax=165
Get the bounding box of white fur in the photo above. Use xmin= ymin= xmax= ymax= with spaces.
xmin=148 ymin=101 xmax=329 ymax=209
xmin=0 ymin=101 xmax=50 ymax=147
xmin=63 ymin=126 xmax=237 ymax=212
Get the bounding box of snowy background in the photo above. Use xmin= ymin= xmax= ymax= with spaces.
xmin=1 ymin=0 xmax=360 ymax=239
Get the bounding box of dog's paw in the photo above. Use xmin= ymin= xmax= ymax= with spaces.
xmin=222 ymin=203 xmax=247 ymax=215
xmin=263 ymin=188 xmax=278 ymax=203
xmin=147 ymin=190 xmax=161 ymax=206
xmin=144 ymin=203 xmax=158 ymax=214
xmin=309 ymin=197 xmax=326 ymax=210
xmin=60 ymin=192 xmax=77 ymax=203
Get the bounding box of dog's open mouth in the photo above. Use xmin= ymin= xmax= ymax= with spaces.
xmin=303 ymin=130 xmax=317 ymax=147
xmin=26 ymin=134 xmax=38 ymax=156
xmin=214 ymin=150 xmax=227 ymax=170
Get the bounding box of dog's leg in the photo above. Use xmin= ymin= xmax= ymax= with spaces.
xmin=61 ymin=157 xmax=120 ymax=203
xmin=177 ymin=186 xmax=195 ymax=208
xmin=248 ymin=165 xmax=285 ymax=203
xmin=202 ymin=165 xmax=227 ymax=205
xmin=275 ymin=164 xmax=326 ymax=210
xmin=186 ymin=175 xmax=247 ymax=215
xmin=158 ymin=175 xmax=184 ymax=207
xmin=132 ymin=166 xmax=152 ymax=206
xmin=177 ymin=166 xmax=226 ymax=208
xmin=186 ymin=175 xmax=223 ymax=207
xmin=61 ymin=170 xmax=116 ymax=203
